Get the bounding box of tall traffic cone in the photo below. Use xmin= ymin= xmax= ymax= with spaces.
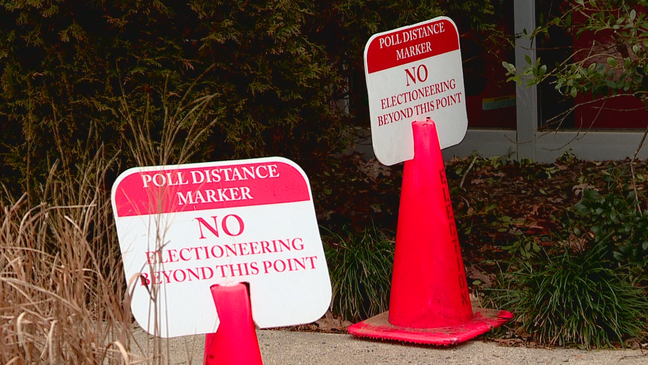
xmin=348 ymin=119 xmax=512 ymax=345
xmin=204 ymin=283 xmax=263 ymax=365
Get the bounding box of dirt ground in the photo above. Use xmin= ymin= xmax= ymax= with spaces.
xmin=320 ymin=152 xmax=636 ymax=276
xmin=445 ymin=155 xmax=643 ymax=285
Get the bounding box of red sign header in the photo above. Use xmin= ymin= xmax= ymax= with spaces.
xmin=113 ymin=160 xmax=310 ymax=217
xmin=365 ymin=18 xmax=459 ymax=74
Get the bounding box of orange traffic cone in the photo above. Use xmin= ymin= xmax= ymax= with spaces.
xmin=348 ymin=119 xmax=512 ymax=345
xmin=204 ymin=283 xmax=263 ymax=364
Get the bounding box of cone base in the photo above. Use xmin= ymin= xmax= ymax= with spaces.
xmin=348 ymin=308 xmax=513 ymax=346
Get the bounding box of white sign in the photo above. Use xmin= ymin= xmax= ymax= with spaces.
xmin=364 ymin=16 xmax=468 ymax=166
xmin=111 ymin=157 xmax=331 ymax=338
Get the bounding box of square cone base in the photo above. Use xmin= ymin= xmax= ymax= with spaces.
xmin=348 ymin=308 xmax=513 ymax=346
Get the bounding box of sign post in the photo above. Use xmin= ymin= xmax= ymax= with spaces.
xmin=111 ymin=157 xmax=331 ymax=361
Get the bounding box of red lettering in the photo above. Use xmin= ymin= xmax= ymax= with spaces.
xmin=405 ymin=67 xmax=416 ymax=87
xmin=196 ymin=214 xmax=245 ymax=239
xmin=405 ymin=64 xmax=428 ymax=87
xmin=186 ymin=268 xmax=201 ymax=281
xmin=273 ymin=260 xmax=287 ymax=273
xmin=306 ymin=256 xmax=317 ymax=269
xmin=222 ymin=214 xmax=244 ymax=236
xmin=291 ymin=238 xmax=304 ymax=250
xmin=238 ymin=242 xmax=250 ymax=256
xmin=140 ymin=273 xmax=150 ymax=286
xmin=173 ymin=269 xmax=186 ymax=282
xmin=216 ymin=265 xmax=228 ymax=278
xmin=160 ymin=270 xmax=172 ymax=284
xmin=261 ymin=241 xmax=271 ymax=254
xmin=224 ymin=244 xmax=237 ymax=257
xmin=166 ymin=249 xmax=179 ymax=263
xmin=260 ymin=256 xmax=318 ymax=274
xmin=249 ymin=261 xmax=259 ymax=275
xmin=277 ymin=239 xmax=291 ymax=252
xmin=210 ymin=245 xmax=224 ymax=258
xmin=145 ymin=251 xmax=158 ymax=264
xmin=228 ymin=263 xmax=240 ymax=276
xmin=201 ymin=266 xmax=214 ymax=280
xmin=196 ymin=216 xmax=220 ymax=239
xmin=290 ymin=257 xmax=307 ymax=271
xmin=249 ymin=241 xmax=260 ymax=255
xmin=179 ymin=248 xmax=192 ymax=261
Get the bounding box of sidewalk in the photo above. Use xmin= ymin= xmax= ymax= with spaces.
xmin=132 ymin=329 xmax=647 ymax=364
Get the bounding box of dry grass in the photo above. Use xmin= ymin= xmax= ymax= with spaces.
xmin=0 ymin=150 xmax=141 ymax=363
xmin=0 ymin=150 xmax=198 ymax=364
xmin=0 ymin=75 xmax=220 ymax=364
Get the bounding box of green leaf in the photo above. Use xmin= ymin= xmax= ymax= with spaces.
xmin=539 ymin=64 xmax=547 ymax=78
xmin=606 ymin=57 xmax=616 ymax=67
xmin=502 ymin=61 xmax=516 ymax=74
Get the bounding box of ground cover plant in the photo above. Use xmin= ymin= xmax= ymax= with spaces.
xmin=486 ymin=242 xmax=648 ymax=349
xmin=324 ymin=225 xmax=394 ymax=322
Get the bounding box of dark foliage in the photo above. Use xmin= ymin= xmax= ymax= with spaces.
xmin=0 ymin=0 xmax=504 ymax=220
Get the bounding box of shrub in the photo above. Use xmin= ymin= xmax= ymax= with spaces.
xmin=324 ymin=226 xmax=394 ymax=322
xmin=487 ymin=243 xmax=648 ymax=348
xmin=0 ymin=0 xmax=508 ymax=210
xmin=0 ymin=0 xmax=351 ymax=199
xmin=574 ymin=188 xmax=648 ymax=276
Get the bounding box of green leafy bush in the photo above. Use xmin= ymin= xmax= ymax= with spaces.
xmin=0 ymin=0 xmax=352 ymax=200
xmin=488 ymin=244 xmax=648 ymax=348
xmin=0 ymin=0 xmax=505 ymax=219
xmin=324 ymin=226 xmax=394 ymax=322
xmin=574 ymin=188 xmax=648 ymax=274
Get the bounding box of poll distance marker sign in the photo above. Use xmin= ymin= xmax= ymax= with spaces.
xmin=111 ymin=157 xmax=332 ymax=338
xmin=365 ymin=16 xmax=468 ymax=166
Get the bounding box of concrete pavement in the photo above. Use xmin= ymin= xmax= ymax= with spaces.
xmin=131 ymin=328 xmax=647 ymax=364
